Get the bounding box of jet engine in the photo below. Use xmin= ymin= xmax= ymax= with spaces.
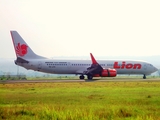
xmin=101 ymin=68 xmax=117 ymax=77
xmin=93 ymin=68 xmax=117 ymax=77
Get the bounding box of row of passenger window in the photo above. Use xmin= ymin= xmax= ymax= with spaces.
xmin=71 ymin=64 xmax=105 ymax=66
xmin=107 ymin=64 xmax=122 ymax=66
xmin=72 ymin=64 xmax=91 ymax=66
xmin=47 ymin=64 xmax=106 ymax=66
xmin=47 ymin=64 xmax=67 ymax=66
xmin=46 ymin=63 xmax=116 ymax=66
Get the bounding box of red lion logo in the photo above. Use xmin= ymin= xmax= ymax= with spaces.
xmin=16 ymin=43 xmax=28 ymax=56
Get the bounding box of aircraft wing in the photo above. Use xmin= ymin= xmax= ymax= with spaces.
xmin=75 ymin=67 xmax=89 ymax=74
xmin=83 ymin=53 xmax=103 ymax=76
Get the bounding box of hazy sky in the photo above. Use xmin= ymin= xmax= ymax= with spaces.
xmin=0 ymin=0 xmax=160 ymax=58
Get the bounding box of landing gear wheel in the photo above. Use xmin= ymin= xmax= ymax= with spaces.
xmin=79 ymin=75 xmax=85 ymax=79
xmin=87 ymin=75 xmax=93 ymax=80
xmin=143 ymin=74 xmax=146 ymax=79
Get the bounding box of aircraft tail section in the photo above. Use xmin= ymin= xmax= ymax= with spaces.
xmin=10 ymin=31 xmax=46 ymax=59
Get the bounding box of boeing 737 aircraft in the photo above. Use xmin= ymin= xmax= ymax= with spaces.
xmin=10 ymin=31 xmax=158 ymax=79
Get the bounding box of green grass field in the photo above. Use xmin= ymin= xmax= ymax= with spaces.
xmin=0 ymin=80 xmax=160 ymax=120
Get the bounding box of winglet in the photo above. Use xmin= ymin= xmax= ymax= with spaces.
xmin=90 ymin=53 xmax=98 ymax=64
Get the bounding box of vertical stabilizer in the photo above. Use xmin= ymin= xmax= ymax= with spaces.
xmin=10 ymin=31 xmax=46 ymax=59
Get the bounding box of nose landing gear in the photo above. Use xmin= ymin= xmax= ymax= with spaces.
xmin=143 ymin=74 xmax=146 ymax=79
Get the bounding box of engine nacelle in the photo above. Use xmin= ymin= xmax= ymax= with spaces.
xmin=101 ymin=68 xmax=117 ymax=77
xmin=93 ymin=74 xmax=101 ymax=77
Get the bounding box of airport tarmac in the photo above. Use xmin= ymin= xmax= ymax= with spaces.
xmin=1 ymin=78 xmax=160 ymax=83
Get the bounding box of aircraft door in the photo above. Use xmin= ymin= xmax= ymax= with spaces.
xmin=37 ymin=61 xmax=42 ymax=71
xmin=67 ymin=62 xmax=71 ymax=69
xmin=143 ymin=64 xmax=147 ymax=71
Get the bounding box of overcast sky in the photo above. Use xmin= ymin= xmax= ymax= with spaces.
xmin=0 ymin=0 xmax=160 ymax=58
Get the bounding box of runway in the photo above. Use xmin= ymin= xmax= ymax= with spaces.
xmin=1 ymin=78 xmax=160 ymax=83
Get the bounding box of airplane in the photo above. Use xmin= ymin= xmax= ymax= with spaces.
xmin=10 ymin=31 xmax=158 ymax=80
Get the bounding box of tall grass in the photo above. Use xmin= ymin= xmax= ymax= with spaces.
xmin=0 ymin=81 xmax=160 ymax=119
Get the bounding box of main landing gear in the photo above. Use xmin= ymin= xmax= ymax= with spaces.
xmin=87 ymin=75 xmax=93 ymax=80
xmin=79 ymin=75 xmax=85 ymax=79
xmin=143 ymin=74 xmax=146 ymax=79
xmin=79 ymin=75 xmax=93 ymax=80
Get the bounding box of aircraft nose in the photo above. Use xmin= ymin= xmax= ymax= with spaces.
xmin=153 ymin=67 xmax=158 ymax=71
xmin=153 ymin=66 xmax=158 ymax=72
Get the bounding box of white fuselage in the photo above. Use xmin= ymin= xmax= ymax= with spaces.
xmin=17 ymin=59 xmax=157 ymax=76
